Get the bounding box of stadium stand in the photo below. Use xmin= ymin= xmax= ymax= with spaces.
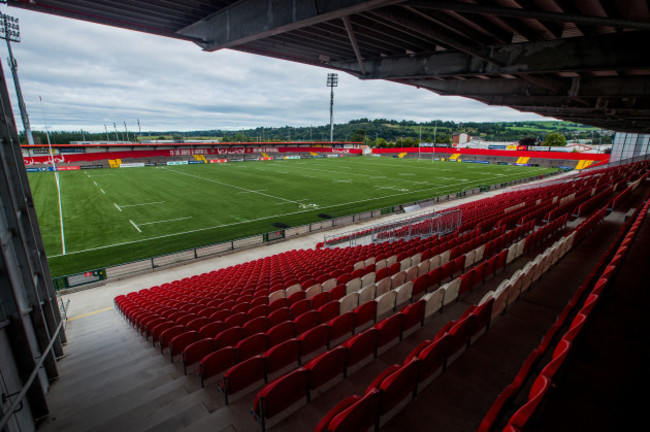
xmin=109 ymin=159 xmax=650 ymax=432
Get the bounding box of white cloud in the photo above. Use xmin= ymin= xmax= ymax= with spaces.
xmin=0 ymin=7 xmax=551 ymax=133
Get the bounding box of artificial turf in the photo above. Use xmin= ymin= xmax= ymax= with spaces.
xmin=27 ymin=156 xmax=557 ymax=277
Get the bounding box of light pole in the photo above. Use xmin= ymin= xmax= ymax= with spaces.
xmin=1 ymin=11 xmax=33 ymax=144
xmin=327 ymin=73 xmax=338 ymax=142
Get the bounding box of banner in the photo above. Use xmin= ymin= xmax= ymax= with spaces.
xmin=80 ymin=164 xmax=104 ymax=169
xmin=57 ymin=166 xmax=81 ymax=171
xmin=120 ymin=163 xmax=145 ymax=168
xmin=26 ymin=167 xmax=54 ymax=172
xmin=259 ymin=157 xmax=273 ymax=161
xmin=167 ymin=161 xmax=188 ymax=165
xmin=188 ymin=160 xmax=205 ymax=164
xmin=209 ymin=159 xmax=228 ymax=163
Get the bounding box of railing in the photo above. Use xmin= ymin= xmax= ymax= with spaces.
xmin=51 ymin=170 xmax=561 ymax=291
xmin=0 ymin=319 xmax=64 ymax=431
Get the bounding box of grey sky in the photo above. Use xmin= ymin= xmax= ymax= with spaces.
xmin=0 ymin=6 xmax=550 ymax=133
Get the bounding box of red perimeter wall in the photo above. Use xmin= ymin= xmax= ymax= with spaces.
xmin=372 ymin=147 xmax=610 ymax=162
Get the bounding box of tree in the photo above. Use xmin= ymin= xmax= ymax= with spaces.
xmin=518 ymin=136 xmax=537 ymax=147
xmin=544 ymin=132 xmax=567 ymax=146
xmin=350 ymin=128 xmax=366 ymax=142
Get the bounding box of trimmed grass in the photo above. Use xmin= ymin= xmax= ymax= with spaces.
xmin=28 ymin=157 xmax=556 ymax=277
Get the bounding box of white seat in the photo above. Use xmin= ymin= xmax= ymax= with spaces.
xmin=506 ymin=243 xmax=518 ymax=264
xmin=491 ymin=288 xmax=509 ymax=320
xmin=515 ymin=238 xmax=526 ymax=259
xmin=417 ymin=260 xmax=430 ymax=276
xmin=339 ymin=292 xmax=359 ymax=314
xmin=375 ymin=291 xmax=397 ymax=320
xmin=375 ymin=259 xmax=387 ymax=270
xmin=357 ymin=284 xmax=376 ymax=305
xmin=394 ymin=281 xmax=414 ymax=309
xmin=442 ymin=278 xmax=461 ymax=306
xmin=304 ymin=284 xmax=322 ymax=300
xmin=391 ymin=271 xmax=406 ymax=289
xmin=422 ymin=288 xmax=444 ymax=321
xmin=474 ymin=244 xmax=486 ymax=263
xmin=321 ymin=278 xmax=337 ymax=292
xmin=428 ymin=254 xmax=441 ymax=271
xmin=411 ymin=252 xmax=422 ymax=267
xmin=399 ymin=258 xmax=411 ymax=271
xmin=375 ymin=277 xmax=391 ymax=297
xmin=345 ymin=277 xmax=361 ymax=295
xmin=353 ymin=260 xmax=365 ymax=271
xmin=405 ymin=265 xmax=419 ymax=282
xmin=386 ymin=255 xmax=398 ymax=267
xmin=285 ymin=284 xmax=302 ymax=298
xmin=268 ymin=289 xmax=286 ymax=304
xmin=364 ymin=257 xmax=376 ymax=267
xmin=439 ymin=250 xmax=451 ymax=266
xmin=361 ymin=272 xmax=376 ymax=288
xmin=464 ymin=250 xmax=476 ymax=269
xmin=479 ymin=290 xmax=495 ymax=306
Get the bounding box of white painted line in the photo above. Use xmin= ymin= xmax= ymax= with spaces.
xmin=93 ymin=181 xmax=98 ymax=186
xmin=114 ymin=203 xmax=122 ymax=212
xmin=100 ymin=189 xmax=106 ymax=195
xmin=129 ymin=219 xmax=142 ymax=233
xmin=138 ymin=216 xmax=192 ymax=226
xmin=119 ymin=201 xmax=166 ymax=208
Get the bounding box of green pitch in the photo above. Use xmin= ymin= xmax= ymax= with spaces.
xmin=27 ymin=157 xmax=556 ymax=277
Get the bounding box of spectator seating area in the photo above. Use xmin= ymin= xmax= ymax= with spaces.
xmin=113 ymin=160 xmax=649 ymax=432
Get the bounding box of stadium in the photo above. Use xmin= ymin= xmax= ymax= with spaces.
xmin=2 ymin=2 xmax=650 ymax=432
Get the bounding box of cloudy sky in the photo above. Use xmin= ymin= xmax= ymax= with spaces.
xmin=0 ymin=6 xmax=550 ymax=133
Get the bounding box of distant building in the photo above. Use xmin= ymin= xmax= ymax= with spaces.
xmin=451 ymin=133 xmax=470 ymax=146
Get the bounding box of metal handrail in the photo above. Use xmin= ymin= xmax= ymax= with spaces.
xmin=0 ymin=318 xmax=64 ymax=430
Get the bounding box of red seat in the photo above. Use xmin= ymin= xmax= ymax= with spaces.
xmin=318 ymin=301 xmax=340 ymax=323
xmin=182 ymin=338 xmax=216 ymax=374
xmin=299 ymin=324 xmax=330 ymax=358
xmin=268 ymin=307 xmax=291 ymax=328
xmin=243 ymin=316 xmax=269 ymax=337
xmin=247 ymin=304 xmax=270 ymax=320
xmin=236 ymin=333 xmax=268 ymax=361
xmin=220 ymin=355 xmax=267 ymax=404
xmin=412 ymin=274 xmax=429 ymax=298
xmin=506 ymin=375 xmax=552 ymax=430
xmin=186 ymin=316 xmax=211 ymax=332
xmin=343 ymin=328 xmax=378 ymax=368
xmin=328 ymin=312 xmax=355 ymax=342
xmin=199 ymin=321 xmax=225 ymax=339
xmin=460 ymin=269 xmax=475 ymax=295
xmin=269 ymin=297 xmax=289 ymax=312
xmin=224 ymin=311 xmax=247 ymax=328
xmin=252 ymin=368 xmax=309 ymax=430
xmin=198 ymin=346 xmax=237 ymax=387
xmin=353 ymin=301 xmax=377 ymax=329
xmin=327 ymin=388 xmax=380 ymax=432
xmin=294 ymin=310 xmax=321 ymax=335
xmin=379 ymin=358 xmax=421 ymax=414
xmin=314 ymin=395 xmax=361 ymax=432
xmin=311 ymin=291 xmax=330 ymax=310
xmin=375 ymin=313 xmax=404 ymax=351
xmin=287 ymin=290 xmax=307 ymax=305
xmin=306 ymin=346 xmax=347 ymax=391
xmin=418 ymin=334 xmax=450 ymax=382
xmin=266 ymin=338 xmax=301 ymax=374
xmin=401 ymin=300 xmax=425 ymax=333
xmin=159 ymin=325 xmax=187 ymax=353
xmin=290 ymin=299 xmax=312 ymax=319
xmin=267 ymin=321 xmax=296 ymax=347
xmin=168 ymin=330 xmax=201 ymax=362
xmin=329 ymin=284 xmax=346 ymax=301
xmin=214 ymin=326 xmax=244 ymax=349
xmin=209 ymin=309 xmax=230 ymax=322
xmin=388 ymin=262 xmax=401 ymax=276
xmin=231 ymin=302 xmax=251 ymax=314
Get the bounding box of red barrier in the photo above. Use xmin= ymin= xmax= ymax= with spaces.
xmin=372 ymin=147 xmax=609 ymax=162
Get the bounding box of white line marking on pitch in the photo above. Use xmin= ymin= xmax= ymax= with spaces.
xmin=114 ymin=203 xmax=122 ymax=212
xmin=119 ymin=201 xmax=166 ymax=208
xmin=138 ymin=216 xmax=192 ymax=226
xmin=93 ymin=181 xmax=98 ymax=186
xmin=129 ymin=219 xmax=142 ymax=232
xmin=100 ymin=189 xmax=106 ymax=195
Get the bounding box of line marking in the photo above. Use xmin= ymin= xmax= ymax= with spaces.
xmin=93 ymin=181 xmax=98 ymax=186
xmin=100 ymin=189 xmax=106 ymax=195
xmin=138 ymin=216 xmax=192 ymax=226
xmin=114 ymin=203 xmax=122 ymax=212
xmin=130 ymin=219 xmax=142 ymax=232
xmin=67 ymin=307 xmax=112 ymax=321
xmin=161 ymin=167 xmax=304 ymax=205
xmin=119 ymin=201 xmax=166 ymax=208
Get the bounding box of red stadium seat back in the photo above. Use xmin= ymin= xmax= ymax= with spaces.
xmin=365 ymin=365 xmax=400 ymax=394
xmin=314 ymin=395 xmax=361 ymax=432
xmin=269 ymin=297 xmax=289 ymax=312
xmin=378 ymin=358 xmax=421 ymax=413
xmin=247 ymin=304 xmax=270 ymax=320
xmin=353 ymin=301 xmax=377 ymax=329
xmin=328 ymin=388 xmax=380 ymax=432
xmin=169 ymin=330 xmax=201 ymax=360
xmin=236 ymin=333 xmax=268 ymax=361
xmin=343 ymin=328 xmax=378 ymax=367
xmin=306 ymin=346 xmax=347 ymax=391
xmin=220 ymin=355 xmax=267 ymax=404
xmin=404 ymin=339 xmax=431 ymax=363
xmin=214 ymin=326 xmax=244 ymax=349
xmin=182 ymin=338 xmax=216 ymax=370
xmin=329 ymin=284 xmax=346 ymax=302
xmin=401 ymin=300 xmax=426 ymax=332
xmin=412 ymin=274 xmax=430 ymax=298
xmin=318 ymin=301 xmax=340 ymax=323
xmin=231 ymin=302 xmax=251 ymax=315
xmin=268 ymin=307 xmax=291 ymax=328
xmin=243 ymin=316 xmax=269 ymax=338
xmin=375 ymin=313 xmax=405 ymax=349
xmin=265 ymin=338 xmax=301 ymax=374
xmin=328 ymin=312 xmax=355 ymax=341
xmin=199 ymin=321 xmax=225 ymax=339
xmin=376 ymin=267 xmax=390 ymax=282
xmin=198 ymin=346 xmax=238 ymax=385
xmin=224 ymin=311 xmax=247 ymax=329
xmin=253 ymin=368 xmax=309 ymax=422
xmin=418 ymin=334 xmax=450 ymax=380
xmin=159 ymin=325 xmax=187 ymax=351
xmin=267 ymin=321 xmax=296 ymax=347
xmin=388 ymin=262 xmax=401 ymax=276
xmin=540 ymin=339 xmax=572 ymax=381
xmin=209 ymin=309 xmax=230 ymax=322
xmin=507 ymin=375 xmax=552 ymax=430
xmin=290 ymin=299 xmax=312 ymax=319
xmin=287 ymin=290 xmax=307 ymax=306
xmin=311 ymin=291 xmax=330 ymax=310
xmin=294 ymin=310 xmax=321 ymax=335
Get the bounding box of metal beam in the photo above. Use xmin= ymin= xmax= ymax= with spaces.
xmin=178 ymin=0 xmax=405 ymax=51
xmin=342 ymin=16 xmax=366 ymax=74
xmin=333 ymin=31 xmax=650 ymax=79
xmin=406 ymin=0 xmax=650 ymax=31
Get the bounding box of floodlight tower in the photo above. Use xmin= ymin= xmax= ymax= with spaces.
xmin=1 ymin=11 xmax=33 ymax=144
xmin=327 ymin=73 xmax=338 ymax=142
